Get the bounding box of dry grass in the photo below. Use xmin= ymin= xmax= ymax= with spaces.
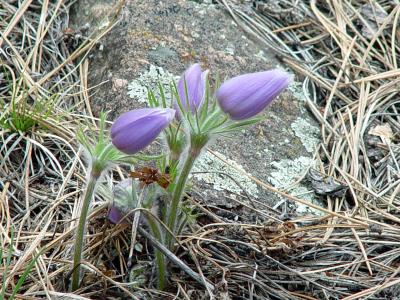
xmin=1 ymin=0 xmax=400 ymax=299
xmin=0 ymin=1 xmax=124 ymax=299
xmin=212 ymin=0 xmax=400 ymax=299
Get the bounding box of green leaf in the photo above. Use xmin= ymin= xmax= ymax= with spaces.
xmin=199 ymin=75 xmax=211 ymax=123
xmin=214 ymin=116 xmax=265 ymax=134
xmin=1 ymin=228 xmax=14 ymax=299
xmin=157 ymin=82 xmax=167 ymax=108
xmin=134 ymin=243 xmax=143 ymax=252
xmin=171 ymin=81 xmax=185 ymax=117
xmin=147 ymin=89 xmax=159 ymax=107
xmin=10 ymin=249 xmax=44 ymax=300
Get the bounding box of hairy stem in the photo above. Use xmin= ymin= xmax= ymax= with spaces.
xmin=147 ymin=216 xmax=166 ymax=289
xmin=71 ymin=173 xmax=99 ymax=291
xmin=138 ymin=226 xmax=214 ymax=291
xmin=166 ymin=149 xmax=198 ymax=248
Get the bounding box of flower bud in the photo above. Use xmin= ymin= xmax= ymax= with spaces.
xmin=108 ymin=206 xmax=127 ymax=224
xmin=216 ymin=69 xmax=292 ymax=120
xmin=111 ymin=108 xmax=175 ymax=154
xmin=176 ymin=63 xmax=207 ymax=115
xmin=108 ymin=179 xmax=135 ymax=224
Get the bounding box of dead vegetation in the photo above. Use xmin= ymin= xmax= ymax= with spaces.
xmin=1 ymin=0 xmax=400 ymax=299
xmin=217 ymin=0 xmax=400 ymax=298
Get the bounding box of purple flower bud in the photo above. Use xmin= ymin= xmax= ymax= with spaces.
xmin=108 ymin=179 xmax=134 ymax=224
xmin=111 ymin=108 xmax=175 ymax=154
xmin=108 ymin=206 xmax=127 ymax=224
xmin=176 ymin=63 xmax=207 ymax=115
xmin=216 ymin=69 xmax=292 ymax=120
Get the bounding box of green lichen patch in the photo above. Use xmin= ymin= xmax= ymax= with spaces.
xmin=291 ymin=117 xmax=320 ymax=153
xmin=127 ymin=64 xmax=179 ymax=103
xmin=287 ymin=81 xmax=308 ymax=102
xmin=268 ymin=156 xmax=324 ymax=214
xmin=192 ymin=151 xmax=259 ymax=198
xmin=269 ymin=156 xmax=314 ymax=188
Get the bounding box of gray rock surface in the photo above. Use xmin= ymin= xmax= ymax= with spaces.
xmin=70 ymin=0 xmax=321 ymax=216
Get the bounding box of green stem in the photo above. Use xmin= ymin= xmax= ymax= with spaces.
xmin=147 ymin=217 xmax=166 ymax=289
xmin=166 ymin=149 xmax=198 ymax=248
xmin=169 ymin=152 xmax=181 ymax=171
xmin=154 ymin=249 xmax=166 ymax=289
xmin=71 ymin=173 xmax=99 ymax=291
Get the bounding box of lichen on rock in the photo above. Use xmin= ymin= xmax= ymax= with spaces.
xmin=269 ymin=156 xmax=314 ymax=189
xmin=127 ymin=64 xmax=179 ymax=103
xmin=269 ymin=156 xmax=324 ymax=214
xmin=287 ymin=81 xmax=308 ymax=102
xmin=291 ymin=117 xmax=320 ymax=153
xmin=192 ymin=151 xmax=259 ymax=198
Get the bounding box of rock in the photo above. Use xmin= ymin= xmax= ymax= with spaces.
xmin=70 ymin=0 xmax=322 ymax=216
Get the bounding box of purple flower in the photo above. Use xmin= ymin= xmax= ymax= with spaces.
xmin=216 ymin=69 xmax=292 ymax=120
xmin=175 ymin=63 xmax=207 ymax=116
xmin=108 ymin=179 xmax=134 ymax=224
xmin=111 ymin=108 xmax=175 ymax=154
xmin=108 ymin=206 xmax=127 ymax=224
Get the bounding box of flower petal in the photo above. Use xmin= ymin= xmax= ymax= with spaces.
xmin=216 ymin=69 xmax=292 ymax=120
xmin=111 ymin=108 xmax=175 ymax=154
xmin=176 ymin=63 xmax=206 ymax=116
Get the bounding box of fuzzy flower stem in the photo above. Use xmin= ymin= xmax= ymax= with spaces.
xmin=146 ymin=216 xmax=166 ymax=289
xmin=166 ymin=133 xmax=208 ymax=249
xmin=71 ymin=170 xmax=100 ymax=291
xmin=168 ymin=138 xmax=184 ymax=170
xmin=98 ymin=143 xmax=115 ymax=162
xmin=166 ymin=151 xmax=197 ymax=248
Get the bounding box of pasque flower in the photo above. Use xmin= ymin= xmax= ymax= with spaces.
xmin=216 ymin=69 xmax=292 ymax=120
xmin=108 ymin=179 xmax=134 ymax=224
xmin=111 ymin=108 xmax=175 ymax=154
xmin=176 ymin=63 xmax=207 ymax=115
xmin=108 ymin=206 xmax=126 ymax=224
